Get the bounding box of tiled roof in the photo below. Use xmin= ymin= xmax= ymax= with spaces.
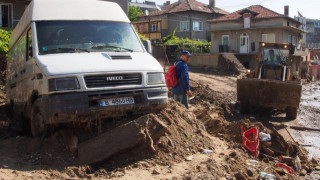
xmin=310 ymin=50 xmax=320 ymax=60
xmin=141 ymin=0 xmax=228 ymax=17
xmin=211 ymin=5 xmax=283 ymax=22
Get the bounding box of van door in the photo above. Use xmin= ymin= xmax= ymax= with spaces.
xmin=21 ymin=28 xmax=35 ymax=103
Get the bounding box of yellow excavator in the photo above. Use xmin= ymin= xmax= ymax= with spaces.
xmin=237 ymin=42 xmax=302 ymax=119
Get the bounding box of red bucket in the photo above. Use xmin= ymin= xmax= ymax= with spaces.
xmin=241 ymin=125 xmax=259 ymax=158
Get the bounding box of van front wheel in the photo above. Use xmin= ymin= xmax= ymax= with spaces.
xmin=30 ymin=106 xmax=47 ymax=137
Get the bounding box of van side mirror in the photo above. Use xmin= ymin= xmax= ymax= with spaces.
xmin=142 ymin=40 xmax=152 ymax=54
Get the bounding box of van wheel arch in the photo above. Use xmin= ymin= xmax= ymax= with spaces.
xmin=25 ymin=91 xmax=39 ymax=118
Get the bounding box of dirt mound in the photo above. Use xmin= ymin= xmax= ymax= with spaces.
xmin=218 ymin=53 xmax=247 ymax=75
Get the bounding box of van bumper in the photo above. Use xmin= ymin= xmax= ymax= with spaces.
xmin=36 ymin=87 xmax=168 ymax=124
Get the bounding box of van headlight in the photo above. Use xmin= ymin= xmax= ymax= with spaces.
xmin=49 ymin=77 xmax=80 ymax=91
xmin=147 ymin=73 xmax=165 ymax=85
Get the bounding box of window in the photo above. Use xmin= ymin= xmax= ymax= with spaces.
xmin=193 ymin=21 xmax=203 ymax=31
xmin=262 ymin=34 xmax=275 ymax=43
xmin=221 ymin=35 xmax=229 ymax=45
xmin=180 ymin=21 xmax=189 ymax=31
xmin=288 ymin=35 xmax=292 ymax=43
xmin=0 ymin=4 xmax=12 ymax=27
xmin=138 ymin=25 xmax=145 ymax=33
xmin=151 ymin=23 xmax=158 ymax=32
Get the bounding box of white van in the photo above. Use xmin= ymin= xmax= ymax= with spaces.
xmin=6 ymin=0 xmax=168 ymax=136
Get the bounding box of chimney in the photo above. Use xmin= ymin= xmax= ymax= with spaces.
xmin=284 ymin=5 xmax=289 ymax=16
xmin=209 ymin=0 xmax=215 ymax=9
xmin=166 ymin=1 xmax=170 ymax=6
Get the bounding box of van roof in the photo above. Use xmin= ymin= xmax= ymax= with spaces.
xmin=10 ymin=0 xmax=130 ymax=48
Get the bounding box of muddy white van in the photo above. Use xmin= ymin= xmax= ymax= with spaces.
xmin=6 ymin=0 xmax=168 ymax=136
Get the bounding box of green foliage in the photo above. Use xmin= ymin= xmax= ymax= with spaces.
xmin=0 ymin=28 xmax=12 ymax=57
xmin=128 ymin=6 xmax=143 ymax=22
xmin=162 ymin=30 xmax=211 ymax=59
xmin=137 ymin=32 xmax=147 ymax=41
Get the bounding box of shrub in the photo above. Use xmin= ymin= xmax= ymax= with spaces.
xmin=0 ymin=28 xmax=12 ymax=58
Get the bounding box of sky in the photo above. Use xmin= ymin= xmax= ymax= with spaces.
xmin=142 ymin=0 xmax=320 ymax=19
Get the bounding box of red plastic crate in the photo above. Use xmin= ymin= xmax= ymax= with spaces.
xmin=241 ymin=125 xmax=260 ymax=158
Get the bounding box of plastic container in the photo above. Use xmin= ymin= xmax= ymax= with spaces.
xmin=259 ymin=132 xmax=271 ymax=141
xmin=241 ymin=125 xmax=260 ymax=158
xmin=295 ymin=155 xmax=301 ymax=171
xmin=259 ymin=172 xmax=275 ymax=180
xmin=245 ymin=159 xmax=259 ymax=167
xmin=203 ymin=149 xmax=213 ymax=153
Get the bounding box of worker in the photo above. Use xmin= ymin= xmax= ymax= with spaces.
xmin=172 ymin=51 xmax=192 ymax=109
xmin=265 ymin=49 xmax=281 ymax=65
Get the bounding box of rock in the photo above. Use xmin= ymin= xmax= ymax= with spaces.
xmin=185 ymin=155 xmax=193 ymax=161
xmin=152 ymin=169 xmax=160 ymax=175
xmin=300 ymin=169 xmax=307 ymax=176
xmin=315 ymin=166 xmax=320 ymax=171
xmin=68 ymin=135 xmax=78 ymax=154
xmin=312 ymin=157 xmax=320 ymax=165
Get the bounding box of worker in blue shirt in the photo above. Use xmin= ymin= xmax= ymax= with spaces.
xmin=172 ymin=51 xmax=192 ymax=109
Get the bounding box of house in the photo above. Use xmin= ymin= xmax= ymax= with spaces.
xmin=0 ymin=0 xmax=31 ymax=28
xmin=0 ymin=0 xmax=128 ymax=29
xmin=209 ymin=5 xmax=306 ymax=54
xmin=134 ymin=0 xmax=228 ymax=43
xmin=129 ymin=0 xmax=161 ymax=14
xmin=107 ymin=0 xmax=128 ymax=14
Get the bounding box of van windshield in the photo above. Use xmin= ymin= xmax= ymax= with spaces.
xmin=36 ymin=21 xmax=144 ymax=54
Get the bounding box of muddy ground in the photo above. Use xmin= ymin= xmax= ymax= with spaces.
xmin=0 ymin=67 xmax=319 ymax=179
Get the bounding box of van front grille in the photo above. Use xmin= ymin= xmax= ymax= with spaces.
xmin=84 ymin=74 xmax=142 ymax=88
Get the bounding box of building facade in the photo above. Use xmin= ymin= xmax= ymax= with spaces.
xmin=0 ymin=0 xmax=30 ymax=28
xmin=209 ymin=5 xmax=305 ymax=54
xmin=135 ymin=0 xmax=228 ymax=42
xmin=0 ymin=0 xmax=128 ymax=28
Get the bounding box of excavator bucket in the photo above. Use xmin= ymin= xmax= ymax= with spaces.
xmin=237 ymin=78 xmax=302 ymax=119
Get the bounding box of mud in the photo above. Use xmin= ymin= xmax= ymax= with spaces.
xmin=0 ymin=69 xmax=319 ymax=179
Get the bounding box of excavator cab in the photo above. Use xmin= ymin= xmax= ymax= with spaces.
xmin=258 ymin=46 xmax=290 ymax=81
xmin=237 ymin=42 xmax=302 ymax=119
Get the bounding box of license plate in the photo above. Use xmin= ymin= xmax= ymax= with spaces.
xmin=99 ymin=97 xmax=134 ymax=107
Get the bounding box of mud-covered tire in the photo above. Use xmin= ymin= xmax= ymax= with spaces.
xmin=30 ymin=106 xmax=47 ymax=137
xmin=286 ymin=107 xmax=298 ymax=119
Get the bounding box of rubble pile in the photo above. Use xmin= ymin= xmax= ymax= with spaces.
xmin=0 ymin=76 xmax=319 ymax=179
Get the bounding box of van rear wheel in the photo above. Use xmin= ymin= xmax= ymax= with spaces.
xmin=30 ymin=106 xmax=47 ymax=137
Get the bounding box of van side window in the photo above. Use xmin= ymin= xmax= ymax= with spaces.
xmin=26 ymin=28 xmax=33 ymax=61
xmin=11 ymin=31 xmax=27 ymax=64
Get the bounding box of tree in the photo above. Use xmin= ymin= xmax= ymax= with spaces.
xmin=128 ymin=6 xmax=143 ymax=22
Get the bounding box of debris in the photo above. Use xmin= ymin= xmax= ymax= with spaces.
xmin=241 ymin=125 xmax=259 ymax=158
xmin=245 ymin=159 xmax=259 ymax=167
xmin=185 ymin=155 xmax=193 ymax=161
xmin=294 ymin=155 xmax=301 ymax=171
xmin=68 ymin=135 xmax=78 ymax=154
xmin=152 ymin=169 xmax=160 ymax=175
xmin=259 ymin=132 xmax=271 ymax=141
xmin=275 ymin=163 xmax=294 ymax=174
xmin=261 ymin=143 xmax=275 ymax=156
xmin=165 ymin=135 xmax=175 ymax=148
xmin=261 ymin=141 xmax=272 ymax=147
xmin=78 ymin=115 xmax=167 ymax=165
xmin=259 ymin=172 xmax=275 ymax=180
xmin=300 ymin=169 xmax=307 ymax=176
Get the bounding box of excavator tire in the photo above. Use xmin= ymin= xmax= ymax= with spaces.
xmin=286 ymin=106 xmax=298 ymax=119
